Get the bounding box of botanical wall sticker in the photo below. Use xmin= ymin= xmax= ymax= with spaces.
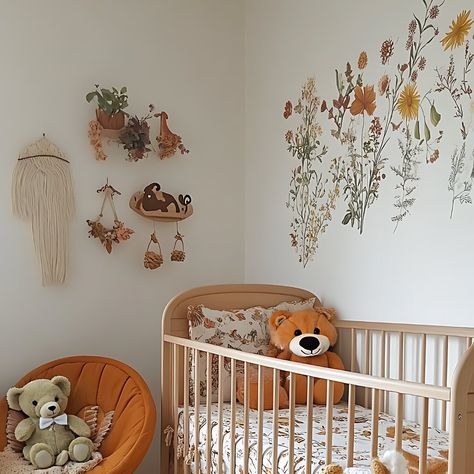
xmin=284 ymin=1 xmax=474 ymax=266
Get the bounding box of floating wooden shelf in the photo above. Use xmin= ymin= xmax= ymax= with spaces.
xmin=129 ymin=183 xmax=193 ymax=223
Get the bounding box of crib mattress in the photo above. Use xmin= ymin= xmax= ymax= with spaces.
xmin=177 ymin=402 xmax=448 ymax=473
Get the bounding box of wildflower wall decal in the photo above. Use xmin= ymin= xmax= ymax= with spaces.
xmin=284 ymin=0 xmax=474 ymax=266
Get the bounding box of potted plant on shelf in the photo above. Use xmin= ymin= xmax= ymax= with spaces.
xmin=86 ymin=85 xmax=129 ymax=130
xmin=119 ymin=104 xmax=159 ymax=162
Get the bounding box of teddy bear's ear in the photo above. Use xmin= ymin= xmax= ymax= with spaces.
xmin=319 ymin=307 xmax=336 ymax=321
xmin=51 ymin=376 xmax=71 ymax=397
xmin=7 ymin=387 xmax=23 ymax=411
xmin=269 ymin=310 xmax=291 ymax=330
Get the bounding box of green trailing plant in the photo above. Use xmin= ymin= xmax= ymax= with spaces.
xmin=86 ymin=85 xmax=129 ymax=116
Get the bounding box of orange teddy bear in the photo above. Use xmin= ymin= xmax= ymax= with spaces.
xmin=237 ymin=307 xmax=345 ymax=409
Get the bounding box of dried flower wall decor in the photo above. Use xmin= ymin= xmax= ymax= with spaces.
xmin=86 ymin=86 xmax=189 ymax=162
xmin=87 ymin=181 xmax=134 ymax=254
xmin=283 ymin=0 xmax=474 ymax=266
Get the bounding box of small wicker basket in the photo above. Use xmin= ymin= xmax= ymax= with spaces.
xmin=144 ymin=232 xmax=163 ymax=269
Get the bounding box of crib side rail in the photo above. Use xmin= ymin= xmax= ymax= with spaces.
xmin=162 ymin=335 xmax=451 ymax=474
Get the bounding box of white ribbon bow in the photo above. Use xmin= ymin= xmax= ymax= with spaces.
xmin=39 ymin=413 xmax=68 ymax=430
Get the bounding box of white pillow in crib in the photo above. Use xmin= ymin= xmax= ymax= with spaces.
xmin=187 ymin=297 xmax=317 ymax=403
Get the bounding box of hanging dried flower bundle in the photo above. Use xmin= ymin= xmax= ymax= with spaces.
xmin=87 ymin=182 xmax=134 ymax=254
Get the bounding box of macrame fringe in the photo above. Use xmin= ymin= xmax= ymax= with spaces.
xmin=12 ymin=137 xmax=74 ymax=286
xmin=93 ymin=411 xmax=114 ymax=450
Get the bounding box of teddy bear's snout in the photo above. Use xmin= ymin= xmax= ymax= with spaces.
xmin=39 ymin=401 xmax=60 ymax=418
xmin=300 ymin=336 xmax=320 ymax=351
xmin=289 ymin=333 xmax=331 ymax=357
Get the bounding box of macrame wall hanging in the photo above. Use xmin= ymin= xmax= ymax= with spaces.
xmin=129 ymin=182 xmax=193 ymax=269
xmin=86 ymin=85 xmax=189 ymax=162
xmin=87 ymin=181 xmax=134 ymax=254
xmin=12 ymin=136 xmax=75 ymax=286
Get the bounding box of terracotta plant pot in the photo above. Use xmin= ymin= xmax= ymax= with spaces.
xmin=96 ymin=109 xmax=125 ymax=130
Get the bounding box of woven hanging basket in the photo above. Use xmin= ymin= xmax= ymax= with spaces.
xmin=144 ymin=232 xmax=163 ymax=269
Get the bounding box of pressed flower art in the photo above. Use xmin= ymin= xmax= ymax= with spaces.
xmin=283 ymin=0 xmax=474 ymax=265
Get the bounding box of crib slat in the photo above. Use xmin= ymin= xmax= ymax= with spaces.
xmin=217 ymin=355 xmax=224 ymax=474
xmin=347 ymin=384 xmax=355 ymax=467
xmin=399 ymin=332 xmax=404 ymax=380
xmin=395 ymin=393 xmax=404 ymax=451
xmin=419 ymin=397 xmax=429 ymax=474
xmin=288 ymin=372 xmax=296 ymax=474
xmin=257 ymin=365 xmax=264 ymax=473
xmin=272 ymin=368 xmax=279 ymax=474
xmin=243 ymin=362 xmax=250 ymax=474
xmin=365 ymin=329 xmax=370 ymax=407
xmin=380 ymin=331 xmax=385 ymax=412
xmin=173 ymin=344 xmax=179 ymax=474
xmin=183 ymin=347 xmax=190 ymax=474
xmin=441 ymin=335 xmax=448 ymax=431
xmin=206 ymin=352 xmax=212 ymax=474
xmin=230 ymin=359 xmax=237 ymax=474
xmin=371 ymin=388 xmax=379 ymax=459
xmin=351 ymin=328 xmax=356 ymax=372
xmin=420 ymin=333 xmax=427 ymax=384
xmin=194 ymin=349 xmax=201 ymax=472
xmin=306 ymin=376 xmax=314 ymax=473
xmin=326 ymin=380 xmax=334 ymax=465
xmin=468 ymin=337 xmax=473 ymax=349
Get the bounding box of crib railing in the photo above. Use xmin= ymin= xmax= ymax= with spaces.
xmin=164 ymin=334 xmax=452 ymax=474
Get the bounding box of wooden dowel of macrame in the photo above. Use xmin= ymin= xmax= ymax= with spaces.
xmin=217 ymin=355 xmax=224 ymax=474
xmin=173 ymin=344 xmax=179 ymax=474
xmin=183 ymin=347 xmax=190 ymax=474
xmin=194 ymin=349 xmax=201 ymax=471
xmin=399 ymin=332 xmax=405 ymax=380
xmin=380 ymin=331 xmax=385 ymax=412
xmin=347 ymin=384 xmax=355 ymax=467
xmin=365 ymin=330 xmax=370 ymax=407
xmin=288 ymin=372 xmax=296 ymax=474
xmin=419 ymin=397 xmax=429 ymax=474
xmin=351 ymin=328 xmax=356 ymax=372
xmin=395 ymin=393 xmax=404 ymax=451
xmin=371 ymin=388 xmax=380 ymax=459
xmin=326 ymin=380 xmax=334 ymax=466
xmin=243 ymin=362 xmax=250 ymax=474
xmin=206 ymin=353 xmax=212 ymax=474
xmin=420 ymin=333 xmax=427 ymax=384
xmin=230 ymin=359 xmax=237 ymax=474
xmin=441 ymin=335 xmax=448 ymax=431
xmin=306 ymin=376 xmax=314 ymax=473
xmin=257 ymin=365 xmax=264 ymax=473
xmin=272 ymin=368 xmax=279 ymax=474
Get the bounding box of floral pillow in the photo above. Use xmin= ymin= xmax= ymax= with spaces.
xmin=187 ymin=297 xmax=317 ymax=402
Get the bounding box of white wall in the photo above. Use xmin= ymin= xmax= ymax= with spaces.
xmin=0 ymin=1 xmax=244 ymax=471
xmin=244 ymin=0 xmax=474 ymax=327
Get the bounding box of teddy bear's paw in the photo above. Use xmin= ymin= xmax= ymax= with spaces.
xmin=30 ymin=443 xmax=55 ymax=469
xmin=69 ymin=437 xmax=94 ymax=463
xmin=56 ymin=450 xmax=69 ymax=466
xmin=318 ymin=464 xmax=344 ymax=474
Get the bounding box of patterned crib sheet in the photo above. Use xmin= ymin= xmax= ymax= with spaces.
xmin=177 ymin=402 xmax=448 ymax=474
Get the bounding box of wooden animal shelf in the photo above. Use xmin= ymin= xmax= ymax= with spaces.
xmin=129 ymin=183 xmax=193 ymax=222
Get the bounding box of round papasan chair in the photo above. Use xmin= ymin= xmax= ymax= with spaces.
xmin=0 ymin=356 xmax=156 ymax=474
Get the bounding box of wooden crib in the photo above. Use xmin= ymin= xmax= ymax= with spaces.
xmin=160 ymin=284 xmax=474 ymax=473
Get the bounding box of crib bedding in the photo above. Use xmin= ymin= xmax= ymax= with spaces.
xmin=177 ymin=402 xmax=448 ymax=474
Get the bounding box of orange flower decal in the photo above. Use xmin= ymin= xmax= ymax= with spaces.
xmin=350 ymin=85 xmax=376 ymax=116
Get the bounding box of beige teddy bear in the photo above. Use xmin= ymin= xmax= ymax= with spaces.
xmin=7 ymin=376 xmax=94 ymax=469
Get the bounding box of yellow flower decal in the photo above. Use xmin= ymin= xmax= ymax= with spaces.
xmin=396 ymin=83 xmax=420 ymax=121
xmin=441 ymin=10 xmax=473 ymax=50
